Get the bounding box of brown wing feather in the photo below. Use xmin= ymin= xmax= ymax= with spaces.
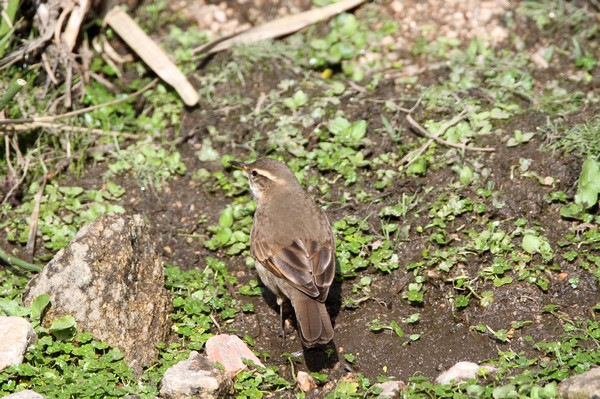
xmin=251 ymin=233 xmax=335 ymax=300
xmin=311 ymin=236 xmax=335 ymax=301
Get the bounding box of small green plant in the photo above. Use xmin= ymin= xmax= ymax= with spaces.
xmin=233 ymin=364 xmax=294 ymax=397
xmin=298 ymin=13 xmax=396 ymax=81
xmin=308 ymin=116 xmax=370 ymax=184
xmin=204 ymin=200 xmax=255 ymax=255
xmin=105 ymin=144 xmax=187 ymax=190
xmin=560 ymin=158 xmax=600 ymax=223
xmin=369 ymin=319 xmax=405 ymax=337
xmin=521 ymin=233 xmax=554 ymax=261
xmin=165 ymin=258 xmax=246 ymax=349
xmin=403 ymin=278 xmax=425 ymax=304
xmin=2 ymin=181 xmax=125 ymax=252
xmin=334 ymin=216 xmax=399 ymax=278
xmin=507 ymin=130 xmax=535 ymax=147
xmin=516 ymin=0 xmax=591 ymax=31
xmin=282 ymin=90 xmax=309 ymax=111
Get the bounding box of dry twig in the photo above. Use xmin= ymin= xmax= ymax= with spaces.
xmin=399 ymin=110 xmax=469 ymax=168
xmin=0 ymin=78 xmax=157 ymax=128
xmin=3 ymin=121 xmax=139 ymax=139
xmin=26 ymin=173 xmax=47 ymax=260
xmin=2 ymin=134 xmax=30 ymax=206
xmin=405 ymin=113 xmax=496 ymax=152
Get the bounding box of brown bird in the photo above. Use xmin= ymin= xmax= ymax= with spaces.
xmin=230 ymin=158 xmax=335 ymax=347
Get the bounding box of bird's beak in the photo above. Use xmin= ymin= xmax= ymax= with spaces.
xmin=229 ymin=160 xmax=247 ymax=171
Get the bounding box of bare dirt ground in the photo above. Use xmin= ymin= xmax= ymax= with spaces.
xmin=123 ymin=0 xmax=598 ymax=383
xmin=2 ymin=0 xmax=598 ymax=391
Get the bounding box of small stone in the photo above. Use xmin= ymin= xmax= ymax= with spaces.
xmin=160 ymin=351 xmax=231 ymax=399
xmin=390 ymin=0 xmax=403 ymax=13
xmin=543 ymin=176 xmax=554 ymax=186
xmin=205 ymin=334 xmax=264 ymax=377
xmin=380 ymin=36 xmax=395 ymax=47
xmin=530 ymin=49 xmax=549 ymax=69
xmin=374 ymin=380 xmax=404 ymax=398
xmin=558 ymin=367 xmax=600 ymax=399
xmin=558 ymin=272 xmax=569 ymax=280
xmin=2 ymin=390 xmax=45 ymax=399
xmin=0 ymin=317 xmax=38 ymax=371
xmin=435 ymin=361 xmax=497 ymax=385
xmin=213 ymin=9 xmax=227 ymax=23
xmin=297 ymin=371 xmax=316 ymax=392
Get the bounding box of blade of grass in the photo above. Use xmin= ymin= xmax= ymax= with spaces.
xmin=0 ymin=0 xmax=19 ymax=58
xmin=0 ymin=247 xmax=43 ymax=272
xmin=0 ymin=77 xmax=26 ymax=112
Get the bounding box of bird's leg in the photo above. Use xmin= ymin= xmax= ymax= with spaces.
xmin=277 ymin=297 xmax=287 ymax=345
xmin=280 ymin=303 xmax=286 ymax=343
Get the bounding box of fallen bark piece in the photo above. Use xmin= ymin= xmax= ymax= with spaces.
xmin=104 ymin=6 xmax=199 ymax=106
xmin=194 ymin=0 xmax=369 ymax=55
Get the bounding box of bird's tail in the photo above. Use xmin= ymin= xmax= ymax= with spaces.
xmin=289 ymin=290 xmax=334 ymax=347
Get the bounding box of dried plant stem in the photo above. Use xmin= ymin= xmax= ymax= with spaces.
xmin=0 ymin=78 xmax=157 ymax=126
xmin=405 ymin=113 xmax=496 ymax=152
xmin=399 ymin=110 xmax=469 ymax=168
xmin=3 ymin=121 xmax=139 ymax=138
xmin=26 ymin=171 xmax=47 ymax=260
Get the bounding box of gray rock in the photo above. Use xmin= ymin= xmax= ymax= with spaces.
xmin=24 ymin=214 xmax=172 ymax=372
xmin=205 ymin=334 xmax=264 ymax=377
xmin=435 ymin=361 xmax=497 ymax=385
xmin=558 ymin=367 xmax=600 ymax=399
xmin=2 ymin=390 xmax=45 ymax=399
xmin=0 ymin=317 xmax=37 ymax=371
xmin=160 ymin=351 xmax=232 ymax=399
xmin=374 ymin=380 xmax=403 ymax=398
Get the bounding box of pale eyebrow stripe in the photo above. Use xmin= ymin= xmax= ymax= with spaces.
xmin=255 ymin=169 xmax=279 ymax=182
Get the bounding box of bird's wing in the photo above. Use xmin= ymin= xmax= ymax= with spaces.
xmin=251 ymin=234 xmax=335 ymax=300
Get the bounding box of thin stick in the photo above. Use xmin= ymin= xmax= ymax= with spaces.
xmin=0 ymin=247 xmax=43 ymax=272
xmin=26 ymin=172 xmax=47 ymax=259
xmin=399 ymin=110 xmax=469 ymax=168
xmin=0 ymin=156 xmax=30 ymax=206
xmin=1 ymin=121 xmax=140 ymax=138
xmin=0 ymin=78 xmax=158 ymax=125
xmin=405 ymin=113 xmax=496 ymax=152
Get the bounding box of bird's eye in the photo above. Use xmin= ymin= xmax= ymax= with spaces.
xmin=250 ymin=170 xmax=258 ymax=177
